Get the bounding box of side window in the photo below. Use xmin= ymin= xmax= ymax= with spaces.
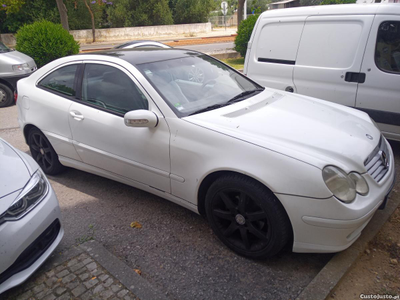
xmin=81 ymin=64 xmax=148 ymax=114
xmin=38 ymin=64 xmax=78 ymax=96
xmin=375 ymin=21 xmax=400 ymax=74
xmin=296 ymin=20 xmax=363 ymax=68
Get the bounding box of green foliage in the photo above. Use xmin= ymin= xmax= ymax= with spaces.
xmin=234 ymin=14 xmax=258 ymax=57
xmin=320 ymin=0 xmax=355 ymax=4
xmin=66 ymin=0 xmax=104 ymax=30
xmin=16 ymin=20 xmax=79 ymax=67
xmin=107 ymin=0 xmax=173 ymax=27
xmin=173 ymin=0 xmax=216 ymax=24
xmin=300 ymin=0 xmax=322 ymax=6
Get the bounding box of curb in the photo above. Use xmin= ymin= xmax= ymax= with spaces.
xmin=296 ymin=191 xmax=400 ymax=300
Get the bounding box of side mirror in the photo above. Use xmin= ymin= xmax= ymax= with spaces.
xmin=124 ymin=110 xmax=158 ymax=128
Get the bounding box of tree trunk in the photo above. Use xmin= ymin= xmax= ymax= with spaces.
xmin=83 ymin=0 xmax=96 ymax=42
xmin=237 ymin=0 xmax=245 ymax=28
xmin=56 ymin=0 xmax=69 ymax=31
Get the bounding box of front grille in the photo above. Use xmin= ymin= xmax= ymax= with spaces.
xmin=0 ymin=219 xmax=61 ymax=285
xmin=364 ymin=137 xmax=390 ymax=183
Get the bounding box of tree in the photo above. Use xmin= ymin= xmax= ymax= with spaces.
xmin=237 ymin=0 xmax=245 ymax=27
xmin=320 ymin=0 xmax=355 ymax=4
xmin=173 ymin=0 xmax=215 ymax=24
xmin=56 ymin=0 xmax=69 ymax=30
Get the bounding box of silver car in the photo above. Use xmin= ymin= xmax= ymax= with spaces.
xmin=0 ymin=138 xmax=63 ymax=294
xmin=0 ymin=42 xmax=36 ymax=108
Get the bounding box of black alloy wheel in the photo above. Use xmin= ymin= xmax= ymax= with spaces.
xmin=28 ymin=128 xmax=65 ymax=175
xmin=206 ymin=175 xmax=291 ymax=259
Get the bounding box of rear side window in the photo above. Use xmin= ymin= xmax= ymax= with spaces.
xmin=375 ymin=21 xmax=400 ymax=74
xmin=38 ymin=65 xmax=78 ymax=96
xmin=256 ymin=22 xmax=304 ymax=64
xmin=296 ymin=20 xmax=363 ymax=68
xmin=81 ymin=64 xmax=148 ymax=115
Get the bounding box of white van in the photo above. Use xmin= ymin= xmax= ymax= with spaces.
xmin=244 ymin=4 xmax=400 ymax=141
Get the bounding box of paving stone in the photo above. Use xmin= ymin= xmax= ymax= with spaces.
xmin=80 ymin=290 xmax=93 ymax=300
xmin=124 ymin=295 xmax=133 ymax=300
xmin=66 ymin=279 xmax=80 ymax=290
xmin=67 ymin=259 xmax=78 ymax=267
xmin=36 ymin=288 xmax=52 ymax=299
xmin=54 ymin=287 xmax=67 ymax=296
xmin=35 ymin=274 xmax=47 ymax=285
xmin=43 ymin=294 xmax=56 ymax=300
xmin=100 ymin=290 xmax=114 ymax=299
xmin=111 ymin=284 xmax=122 ymax=293
xmin=79 ymin=272 xmax=90 ymax=281
xmin=55 ymin=269 xmax=69 ymax=278
xmin=45 ymin=277 xmax=58 ymax=287
xmin=117 ymin=289 xmax=129 ymax=298
xmin=33 ymin=283 xmax=46 ymax=294
xmin=83 ymin=278 xmax=99 ymax=289
xmin=54 ymin=265 xmax=67 ymax=273
xmin=70 ymin=261 xmax=84 ymax=272
xmin=72 ymin=284 xmax=87 ymax=297
xmin=77 ymin=253 xmax=89 ymax=261
xmin=61 ymin=273 xmax=76 ymax=284
xmin=91 ymin=269 xmax=103 ymax=276
xmin=103 ymin=278 xmax=114 ymax=288
xmin=56 ymin=292 xmax=72 ymax=300
xmin=99 ymin=274 xmax=109 ymax=282
xmin=16 ymin=290 xmax=33 ymax=300
xmin=86 ymin=261 xmax=97 ymax=271
xmin=82 ymin=257 xmax=94 ymax=265
xmin=75 ymin=266 xmax=88 ymax=275
xmin=46 ymin=270 xmax=55 ymax=278
xmin=93 ymin=284 xmax=105 ymax=294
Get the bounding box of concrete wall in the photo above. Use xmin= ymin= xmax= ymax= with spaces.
xmin=71 ymin=23 xmax=212 ymax=43
xmin=1 ymin=23 xmax=212 ymax=46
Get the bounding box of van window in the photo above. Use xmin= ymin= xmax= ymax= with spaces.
xmin=256 ymin=22 xmax=304 ymax=64
xmin=375 ymin=21 xmax=400 ymax=74
xmin=39 ymin=65 xmax=78 ymax=96
xmin=296 ymin=20 xmax=363 ymax=68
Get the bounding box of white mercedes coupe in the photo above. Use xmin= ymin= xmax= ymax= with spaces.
xmin=16 ymin=48 xmax=395 ymax=258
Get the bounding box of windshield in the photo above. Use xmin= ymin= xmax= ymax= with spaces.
xmin=136 ymin=55 xmax=263 ymax=117
xmin=0 ymin=42 xmax=11 ymax=53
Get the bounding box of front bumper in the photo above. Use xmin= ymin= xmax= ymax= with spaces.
xmin=0 ymin=185 xmax=63 ymax=294
xmin=277 ymin=141 xmax=396 ymax=253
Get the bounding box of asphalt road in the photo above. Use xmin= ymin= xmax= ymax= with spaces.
xmin=1 ymin=105 xmax=399 ymax=300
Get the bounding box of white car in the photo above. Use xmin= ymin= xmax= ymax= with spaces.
xmin=0 ymin=138 xmax=63 ymax=294
xmin=114 ymin=40 xmax=171 ymax=49
xmin=16 ymin=49 xmax=395 ymax=258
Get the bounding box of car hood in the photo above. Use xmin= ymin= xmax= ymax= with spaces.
xmin=0 ymin=140 xmax=30 ymax=210
xmin=0 ymin=50 xmax=35 ymax=66
xmin=184 ymin=89 xmax=380 ymax=172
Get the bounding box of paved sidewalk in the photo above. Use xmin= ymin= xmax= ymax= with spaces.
xmin=0 ymin=240 xmax=167 ymax=300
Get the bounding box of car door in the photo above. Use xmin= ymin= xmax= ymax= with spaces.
xmin=356 ymin=16 xmax=400 ymax=141
xmin=293 ymin=15 xmax=374 ymax=106
xmin=68 ymin=61 xmax=171 ymax=192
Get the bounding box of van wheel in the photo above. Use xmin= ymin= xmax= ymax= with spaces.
xmin=28 ymin=128 xmax=66 ymax=175
xmin=205 ymin=174 xmax=291 ymax=259
xmin=0 ymin=83 xmax=13 ymax=108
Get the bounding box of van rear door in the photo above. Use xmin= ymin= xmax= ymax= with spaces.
xmin=356 ymin=15 xmax=400 ymax=141
xmin=293 ymin=15 xmax=374 ymax=106
xmin=245 ymin=17 xmax=306 ymax=91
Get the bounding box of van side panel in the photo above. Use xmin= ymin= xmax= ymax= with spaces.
xmin=356 ymin=15 xmax=400 ymax=141
xmin=293 ymin=15 xmax=374 ymax=107
xmin=246 ymin=17 xmax=306 ymax=91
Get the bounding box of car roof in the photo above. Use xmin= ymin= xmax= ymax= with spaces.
xmin=114 ymin=40 xmax=167 ymax=48
xmin=80 ymin=48 xmax=202 ymax=65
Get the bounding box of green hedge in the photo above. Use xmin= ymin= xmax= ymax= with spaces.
xmin=16 ymin=20 xmax=79 ymax=68
xmin=234 ymin=15 xmax=259 ymax=58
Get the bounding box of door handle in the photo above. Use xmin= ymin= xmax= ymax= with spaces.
xmin=345 ymin=72 xmax=366 ymax=83
xmin=70 ymin=111 xmax=84 ymax=121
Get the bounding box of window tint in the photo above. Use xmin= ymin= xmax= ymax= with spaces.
xmin=81 ymin=64 xmax=148 ymax=114
xmin=375 ymin=21 xmax=400 ymax=74
xmin=39 ymin=65 xmax=78 ymax=96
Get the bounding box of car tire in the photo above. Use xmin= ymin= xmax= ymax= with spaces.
xmin=205 ymin=174 xmax=291 ymax=259
xmin=27 ymin=128 xmax=66 ymax=175
xmin=0 ymin=83 xmax=13 ymax=108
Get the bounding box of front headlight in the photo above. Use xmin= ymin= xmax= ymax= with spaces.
xmin=12 ymin=63 xmax=30 ymax=72
xmin=322 ymin=166 xmax=369 ymax=203
xmin=0 ymin=170 xmax=49 ymax=224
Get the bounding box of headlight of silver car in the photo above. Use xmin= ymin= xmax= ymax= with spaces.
xmin=322 ymin=166 xmax=369 ymax=203
xmin=0 ymin=170 xmax=49 ymax=224
xmin=12 ymin=63 xmax=30 ymax=72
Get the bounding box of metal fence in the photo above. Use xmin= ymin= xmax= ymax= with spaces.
xmin=208 ymin=15 xmax=237 ymax=27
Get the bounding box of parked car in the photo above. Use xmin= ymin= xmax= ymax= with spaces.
xmin=0 ymin=42 xmax=37 ymax=108
xmin=114 ymin=40 xmax=171 ymax=49
xmin=244 ymin=3 xmax=400 ymax=141
xmin=16 ymin=48 xmax=395 ymax=258
xmin=0 ymin=138 xmax=63 ymax=294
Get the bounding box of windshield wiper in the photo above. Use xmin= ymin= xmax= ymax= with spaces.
xmin=188 ymin=104 xmax=225 ymax=116
xmin=226 ymin=88 xmax=264 ymax=104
